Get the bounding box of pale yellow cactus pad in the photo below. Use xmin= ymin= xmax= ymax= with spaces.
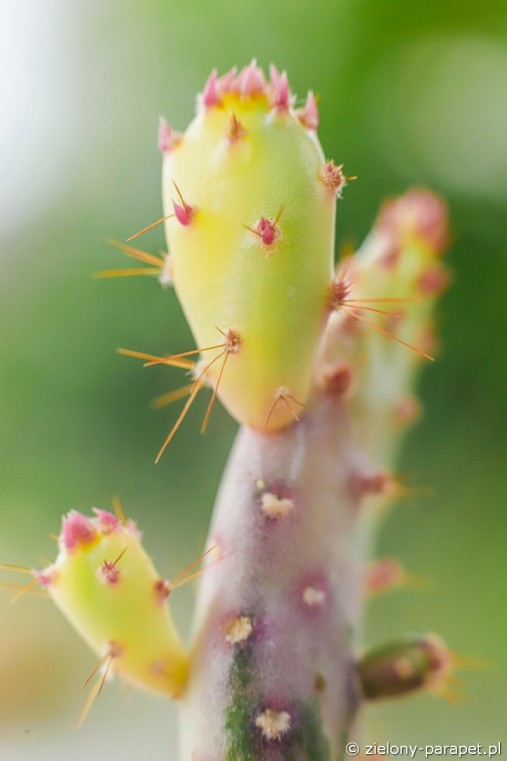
xmin=161 ymin=63 xmax=346 ymax=431
xmin=37 ymin=509 xmax=188 ymax=697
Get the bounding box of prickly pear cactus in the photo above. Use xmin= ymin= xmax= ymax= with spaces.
xmin=160 ymin=63 xmax=339 ymax=432
xmin=2 ymin=63 xmax=456 ymax=760
xmin=38 ymin=509 xmax=188 ymax=699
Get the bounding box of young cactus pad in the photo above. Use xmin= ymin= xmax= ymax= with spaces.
xmin=358 ymin=634 xmax=455 ymax=701
xmin=160 ymin=62 xmax=348 ymax=431
xmin=36 ymin=509 xmax=189 ymax=697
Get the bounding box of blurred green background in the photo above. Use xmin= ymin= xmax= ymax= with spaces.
xmin=1 ymin=0 xmax=506 ymax=758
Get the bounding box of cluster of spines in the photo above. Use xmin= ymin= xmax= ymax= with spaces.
xmin=197 ymin=62 xmax=315 ymax=121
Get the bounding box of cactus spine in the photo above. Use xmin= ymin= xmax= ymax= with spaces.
xmin=2 ymin=63 xmax=455 ymax=759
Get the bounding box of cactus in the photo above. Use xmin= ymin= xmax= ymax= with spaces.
xmin=2 ymin=63 xmax=457 ymax=759
xmin=37 ymin=509 xmax=189 ymax=699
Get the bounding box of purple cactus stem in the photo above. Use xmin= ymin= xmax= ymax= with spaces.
xmin=297 ymin=571 xmax=331 ymax=615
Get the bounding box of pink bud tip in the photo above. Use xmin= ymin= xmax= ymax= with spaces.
xmin=378 ymin=189 xmax=449 ymax=253
xmin=238 ymin=60 xmax=266 ymax=97
xmin=216 ymin=66 xmax=238 ymax=95
xmin=34 ymin=565 xmax=56 ymax=587
xmin=92 ymin=508 xmax=120 ymax=534
xmin=158 ymin=117 xmax=182 ymax=153
xmin=61 ymin=510 xmax=97 ymax=551
xmin=202 ymin=69 xmax=219 ymax=108
xmin=269 ymin=64 xmax=290 ymax=109
xmin=173 ymin=201 xmax=193 ymax=226
xmin=297 ymin=91 xmax=319 ymax=130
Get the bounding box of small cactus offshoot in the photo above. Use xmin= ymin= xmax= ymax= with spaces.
xmin=2 ymin=62 xmax=462 ymax=759
xmin=40 ymin=508 xmax=189 ymax=699
xmin=358 ymin=634 xmax=457 ymax=701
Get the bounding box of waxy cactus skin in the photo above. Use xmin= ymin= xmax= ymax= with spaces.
xmin=161 ymin=65 xmax=339 ymax=431
xmin=39 ymin=509 xmax=188 ymax=698
xmin=2 ymin=63 xmax=458 ymax=760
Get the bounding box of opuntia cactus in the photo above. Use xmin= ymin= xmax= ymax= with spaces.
xmin=3 ymin=62 xmax=457 ymax=760
xmin=38 ymin=509 xmax=189 ymax=699
xmin=160 ymin=63 xmax=337 ymax=435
